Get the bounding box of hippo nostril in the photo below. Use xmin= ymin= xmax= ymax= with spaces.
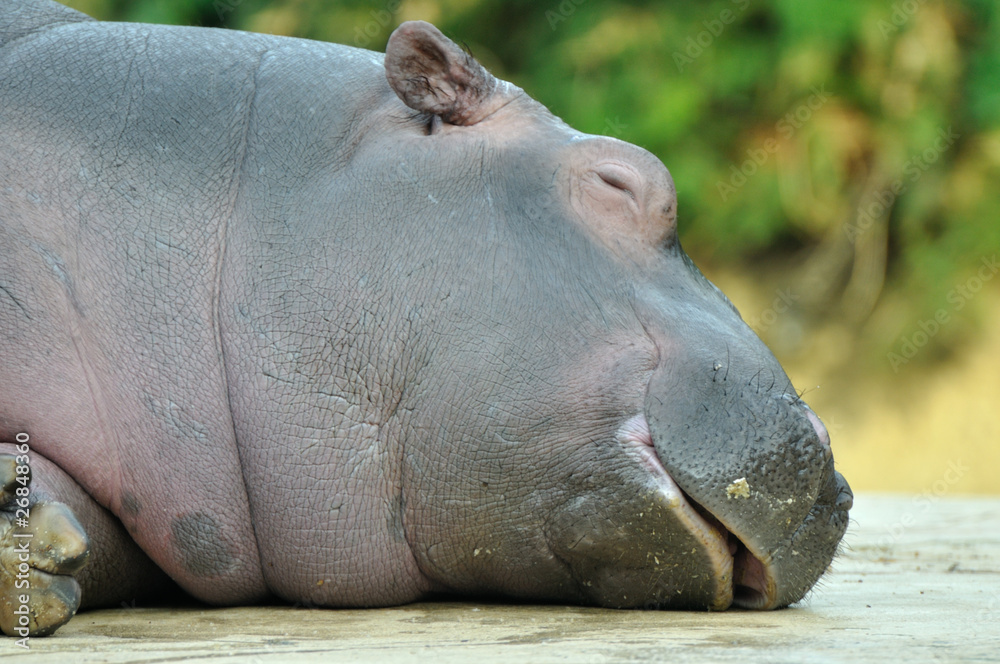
xmin=835 ymin=476 xmax=854 ymax=511
xmin=780 ymin=394 xmax=831 ymax=447
xmin=801 ymin=403 xmax=831 ymax=447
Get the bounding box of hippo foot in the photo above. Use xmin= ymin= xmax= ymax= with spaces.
xmin=0 ymin=453 xmax=90 ymax=637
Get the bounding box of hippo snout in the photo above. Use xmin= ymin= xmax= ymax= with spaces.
xmin=642 ymin=367 xmax=853 ymax=609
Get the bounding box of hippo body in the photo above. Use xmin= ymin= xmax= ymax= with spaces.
xmin=0 ymin=0 xmax=851 ymax=637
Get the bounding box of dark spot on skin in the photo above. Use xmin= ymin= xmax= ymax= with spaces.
xmin=120 ymin=492 xmax=141 ymax=517
xmin=171 ymin=512 xmax=236 ymax=577
xmin=387 ymin=492 xmax=406 ymax=543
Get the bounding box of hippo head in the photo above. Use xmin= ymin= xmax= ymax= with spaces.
xmin=372 ymin=22 xmax=851 ymax=610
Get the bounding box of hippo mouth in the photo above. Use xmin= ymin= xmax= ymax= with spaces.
xmin=683 ymin=484 xmax=774 ymax=609
xmin=620 ymin=417 xmax=775 ymax=610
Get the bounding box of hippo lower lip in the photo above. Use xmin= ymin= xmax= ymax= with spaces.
xmin=623 ymin=421 xmax=775 ymax=610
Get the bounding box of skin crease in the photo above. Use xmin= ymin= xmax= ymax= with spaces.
xmin=0 ymin=2 xmax=851 ymax=636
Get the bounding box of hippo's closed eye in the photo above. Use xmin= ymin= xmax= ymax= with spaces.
xmin=595 ymin=162 xmax=639 ymax=202
xmin=567 ymin=141 xmax=677 ymax=260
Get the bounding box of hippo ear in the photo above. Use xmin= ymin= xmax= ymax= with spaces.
xmin=384 ymin=21 xmax=503 ymax=126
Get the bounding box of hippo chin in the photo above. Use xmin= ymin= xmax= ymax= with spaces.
xmin=0 ymin=0 xmax=851 ymax=637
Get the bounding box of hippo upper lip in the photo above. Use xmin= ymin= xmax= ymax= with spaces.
xmin=619 ymin=417 xmax=775 ymax=609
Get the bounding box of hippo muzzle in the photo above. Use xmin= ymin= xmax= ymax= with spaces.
xmin=544 ymin=358 xmax=851 ymax=612
xmin=546 ymin=270 xmax=852 ymax=611
xmin=642 ymin=394 xmax=852 ymax=609
xmin=632 ymin=336 xmax=853 ymax=610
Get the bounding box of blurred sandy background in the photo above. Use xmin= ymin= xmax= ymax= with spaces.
xmin=65 ymin=0 xmax=1000 ymax=493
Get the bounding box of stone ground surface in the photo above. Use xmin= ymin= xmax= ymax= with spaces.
xmin=5 ymin=494 xmax=999 ymax=663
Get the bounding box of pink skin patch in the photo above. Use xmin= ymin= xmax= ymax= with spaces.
xmin=803 ymin=406 xmax=831 ymax=447
xmin=615 ymin=412 xmax=776 ymax=609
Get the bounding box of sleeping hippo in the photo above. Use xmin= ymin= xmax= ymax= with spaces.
xmin=0 ymin=0 xmax=851 ymax=639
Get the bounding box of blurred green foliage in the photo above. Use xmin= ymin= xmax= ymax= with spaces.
xmin=64 ymin=0 xmax=1000 ymax=369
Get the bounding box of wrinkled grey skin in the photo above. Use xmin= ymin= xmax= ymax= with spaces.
xmin=0 ymin=0 xmax=851 ymax=637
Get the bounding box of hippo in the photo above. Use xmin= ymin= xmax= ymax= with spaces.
xmin=0 ymin=0 xmax=852 ymax=639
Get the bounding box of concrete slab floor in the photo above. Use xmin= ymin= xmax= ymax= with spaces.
xmin=4 ymin=494 xmax=999 ymax=663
